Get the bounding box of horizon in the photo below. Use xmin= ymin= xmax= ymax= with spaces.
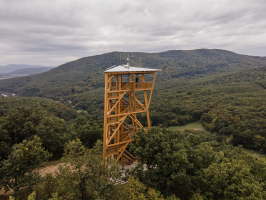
xmin=1 ymin=48 xmax=265 ymax=69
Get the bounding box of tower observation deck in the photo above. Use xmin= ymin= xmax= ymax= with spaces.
xmin=103 ymin=64 xmax=161 ymax=167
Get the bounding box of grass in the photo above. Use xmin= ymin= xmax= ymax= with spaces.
xmin=243 ymin=149 xmax=266 ymax=160
xmin=168 ymin=120 xmax=214 ymax=138
xmin=169 ymin=121 xmax=266 ymax=160
xmin=168 ymin=120 xmax=209 ymax=132
xmin=77 ymin=110 xmax=87 ymax=114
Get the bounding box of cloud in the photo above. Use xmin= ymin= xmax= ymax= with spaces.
xmin=0 ymin=0 xmax=266 ymax=65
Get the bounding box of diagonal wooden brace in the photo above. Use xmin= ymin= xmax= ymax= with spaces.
xmin=147 ymin=73 xmax=157 ymax=109
xmin=107 ymin=115 xmax=127 ymax=145
xmin=127 ymin=91 xmax=146 ymax=110
xmin=115 ymin=144 xmax=128 ymax=164
xmin=107 ymin=91 xmax=126 ymax=115
xmin=108 ymin=75 xmax=115 ymax=83
xmin=129 ymin=114 xmax=143 ymax=128
xmin=136 ymin=74 xmax=143 ymax=82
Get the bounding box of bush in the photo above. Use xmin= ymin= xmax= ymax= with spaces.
xmin=0 ymin=136 xmax=51 ymax=196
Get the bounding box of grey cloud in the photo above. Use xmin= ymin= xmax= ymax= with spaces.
xmin=0 ymin=0 xmax=266 ymax=66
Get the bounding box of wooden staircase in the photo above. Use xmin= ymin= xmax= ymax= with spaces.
xmin=123 ymin=150 xmax=137 ymax=165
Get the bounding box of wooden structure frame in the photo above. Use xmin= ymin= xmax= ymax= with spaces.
xmin=103 ymin=65 xmax=161 ymax=166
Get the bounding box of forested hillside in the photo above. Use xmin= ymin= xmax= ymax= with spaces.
xmin=0 ymin=49 xmax=266 ymax=99
xmin=8 ymin=67 xmax=53 ymax=75
xmin=0 ymin=97 xmax=77 ymax=120
xmin=0 ymin=64 xmax=55 ymax=73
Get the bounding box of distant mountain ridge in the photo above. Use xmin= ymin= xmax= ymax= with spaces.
xmin=8 ymin=67 xmax=54 ymax=75
xmin=0 ymin=49 xmax=266 ymax=98
xmin=0 ymin=64 xmax=56 ymax=73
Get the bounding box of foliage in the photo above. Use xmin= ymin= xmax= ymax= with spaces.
xmin=128 ymin=128 xmax=266 ymax=199
xmin=0 ymin=136 xmax=51 ymax=196
xmin=0 ymin=106 xmax=67 ymax=160
xmin=70 ymin=114 xmax=103 ymax=148
xmin=121 ymin=176 xmax=172 ymax=200
xmin=0 ymin=128 xmax=11 ymax=162
xmin=0 ymin=97 xmax=77 ymax=120
xmin=34 ymin=139 xmax=174 ymax=200
xmin=201 ymin=160 xmax=266 ymax=199
xmin=34 ymin=139 xmax=120 ymax=200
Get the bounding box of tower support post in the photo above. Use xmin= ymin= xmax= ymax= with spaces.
xmin=103 ymin=65 xmax=161 ymax=165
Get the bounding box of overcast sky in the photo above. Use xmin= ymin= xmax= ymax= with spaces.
xmin=1 ymin=0 xmax=266 ymax=66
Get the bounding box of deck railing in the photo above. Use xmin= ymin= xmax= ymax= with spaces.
xmin=133 ymin=82 xmax=153 ymax=90
xmin=111 ymin=82 xmax=153 ymax=91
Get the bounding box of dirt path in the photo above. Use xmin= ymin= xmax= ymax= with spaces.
xmin=35 ymin=163 xmax=64 ymax=177
xmin=0 ymin=161 xmax=137 ymax=198
xmin=0 ymin=163 xmax=63 ymax=198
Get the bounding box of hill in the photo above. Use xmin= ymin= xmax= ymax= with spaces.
xmin=8 ymin=67 xmax=54 ymax=75
xmin=0 ymin=67 xmax=54 ymax=80
xmin=0 ymin=96 xmax=78 ymax=121
xmin=0 ymin=64 xmax=56 ymax=73
xmin=0 ymin=49 xmax=265 ymax=99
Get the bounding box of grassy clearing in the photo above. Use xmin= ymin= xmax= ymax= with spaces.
xmin=243 ymin=149 xmax=266 ymax=160
xmin=169 ymin=121 xmax=266 ymax=160
xmin=168 ymin=121 xmax=214 ymax=139
xmin=77 ymin=110 xmax=87 ymax=114
xmin=168 ymin=121 xmax=209 ymax=132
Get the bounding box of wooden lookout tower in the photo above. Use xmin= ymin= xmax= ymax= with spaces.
xmin=103 ymin=64 xmax=161 ymax=166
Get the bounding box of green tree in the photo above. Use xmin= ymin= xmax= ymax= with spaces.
xmin=201 ymin=160 xmax=266 ymax=199
xmin=35 ymin=139 xmax=120 ymax=200
xmin=0 ymin=127 xmax=11 ymax=161
xmin=0 ymin=106 xmax=67 ymax=159
xmin=70 ymin=114 xmax=103 ymax=148
xmin=129 ymin=128 xmax=192 ymax=197
xmin=122 ymin=176 xmax=170 ymax=200
xmin=0 ymin=136 xmax=52 ymax=196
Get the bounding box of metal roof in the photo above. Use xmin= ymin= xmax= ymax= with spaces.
xmin=104 ymin=64 xmax=161 ymax=73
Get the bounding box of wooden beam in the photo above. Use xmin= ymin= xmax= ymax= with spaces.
xmin=107 ymin=139 xmax=133 ymax=148
xmin=107 ymin=91 xmax=126 ymax=115
xmin=107 ymin=109 xmax=145 ymax=118
xmin=129 ymin=114 xmax=143 ymax=128
xmin=115 ymin=144 xmax=128 ymax=164
xmin=106 ymin=71 xmax=159 ymax=75
xmin=142 ymin=74 xmax=151 ymax=129
xmin=108 ymin=75 xmax=115 ymax=82
xmin=127 ymin=91 xmax=145 ymax=110
xmin=136 ymin=74 xmax=143 ymax=82
xmin=103 ymin=73 xmax=108 ymax=158
xmin=107 ymin=115 xmax=126 ymax=144
xmin=147 ymin=73 xmax=157 ymax=109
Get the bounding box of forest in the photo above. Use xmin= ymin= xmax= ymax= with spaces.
xmin=1 ymin=49 xmax=266 ymax=199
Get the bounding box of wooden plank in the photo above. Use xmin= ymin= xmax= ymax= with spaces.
xmin=115 ymin=144 xmax=128 ymax=164
xmin=107 ymin=91 xmax=126 ymax=115
xmin=107 ymin=115 xmax=126 ymax=144
xmin=136 ymin=74 xmax=143 ymax=82
xmin=105 ymin=71 xmax=159 ymax=75
xmin=129 ymin=114 xmax=143 ymax=128
xmin=147 ymin=73 xmax=157 ymax=109
xmin=108 ymin=75 xmax=115 ymax=82
xmin=127 ymin=91 xmax=145 ymax=110
xmin=142 ymin=74 xmax=151 ymax=129
xmin=107 ymin=139 xmax=134 ymax=148
xmin=103 ymin=73 xmax=108 ymax=158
